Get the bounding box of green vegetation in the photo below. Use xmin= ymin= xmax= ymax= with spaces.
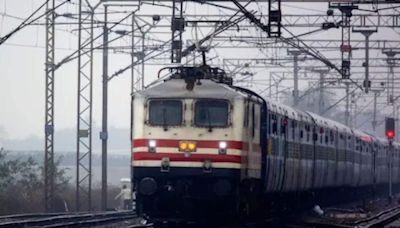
xmin=0 ymin=148 xmax=124 ymax=215
xmin=0 ymin=148 xmax=70 ymax=214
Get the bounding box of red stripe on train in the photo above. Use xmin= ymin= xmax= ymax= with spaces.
xmin=132 ymin=152 xmax=242 ymax=163
xmin=132 ymin=139 xmax=244 ymax=150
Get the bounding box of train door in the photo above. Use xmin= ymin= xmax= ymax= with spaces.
xmin=247 ymin=101 xmax=254 ymax=178
xmin=348 ymin=135 xmax=355 ymax=185
xmin=321 ymin=127 xmax=330 ymax=187
xmin=266 ymin=111 xmax=279 ymax=192
xmin=278 ymin=113 xmax=288 ymax=191
xmin=333 ymin=127 xmax=339 ymax=187
xmin=291 ymin=118 xmax=301 ymax=191
xmin=242 ymin=99 xmax=250 ymax=180
xmin=311 ymin=123 xmax=318 ymax=189
xmin=326 ymin=128 xmax=336 ymax=187
xmin=337 ymin=132 xmax=346 ymax=186
xmin=344 ymin=134 xmax=353 ymax=186
xmin=304 ymin=121 xmax=314 ymax=190
xmin=280 ymin=114 xmax=290 ymax=191
xmin=247 ymin=102 xmax=261 ymax=179
xmin=297 ymin=119 xmax=306 ymax=191
xmin=372 ymin=143 xmax=377 ymax=190
xmin=354 ymin=138 xmax=361 ymax=187
xmin=368 ymin=142 xmax=374 ymax=186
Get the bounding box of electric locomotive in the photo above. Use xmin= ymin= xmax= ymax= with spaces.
xmin=131 ymin=66 xmax=264 ymax=219
xmin=131 ymin=65 xmax=400 ymax=221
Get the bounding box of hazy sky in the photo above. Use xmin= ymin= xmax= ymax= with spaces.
xmin=0 ymin=0 xmax=399 ymax=146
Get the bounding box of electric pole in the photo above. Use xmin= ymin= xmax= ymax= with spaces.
xmin=352 ymin=28 xmax=377 ymax=94
xmin=101 ymin=5 xmax=109 ymax=211
xmin=288 ymin=49 xmax=304 ymax=106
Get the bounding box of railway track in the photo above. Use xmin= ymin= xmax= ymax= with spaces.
xmin=0 ymin=210 xmax=148 ymax=228
xmin=352 ymin=205 xmax=400 ymax=228
xmin=304 ymin=205 xmax=400 ymax=228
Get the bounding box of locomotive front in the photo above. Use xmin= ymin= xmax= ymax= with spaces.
xmin=131 ymin=68 xmax=246 ymax=219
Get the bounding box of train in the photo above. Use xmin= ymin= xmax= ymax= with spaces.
xmin=131 ymin=65 xmax=400 ymax=221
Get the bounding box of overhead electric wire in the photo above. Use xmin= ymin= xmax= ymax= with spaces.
xmin=228 ymin=0 xmax=366 ymax=92
xmin=109 ymin=1 xmax=251 ymax=81
xmin=182 ymin=0 xmax=252 ymax=58
xmin=322 ymin=86 xmax=358 ymax=115
xmin=0 ymin=0 xmax=70 ymax=46
xmin=54 ymin=9 xmax=136 ymax=70
xmin=0 ymin=12 xmax=25 ymax=21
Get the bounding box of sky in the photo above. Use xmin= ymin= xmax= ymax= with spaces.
xmin=0 ymin=0 xmax=399 ymax=150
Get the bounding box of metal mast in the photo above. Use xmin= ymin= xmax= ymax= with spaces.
xmin=288 ymin=50 xmax=302 ymax=106
xmin=76 ymin=0 xmax=94 ymax=211
xmin=44 ymin=0 xmax=56 ymax=213
xmin=101 ymin=5 xmax=109 ymax=211
xmin=313 ymin=69 xmax=329 ymax=115
xmin=353 ymin=28 xmax=377 ymax=94
xmin=330 ymin=3 xmax=357 ymax=125
xmin=171 ymin=0 xmax=184 ymax=63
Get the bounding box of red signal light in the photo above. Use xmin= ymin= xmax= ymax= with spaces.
xmin=386 ymin=130 xmax=395 ymax=139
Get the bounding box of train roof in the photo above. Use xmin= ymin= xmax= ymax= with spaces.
xmin=352 ymin=129 xmax=373 ymax=142
xmin=139 ymin=69 xmax=394 ymax=145
xmin=375 ymin=137 xmax=389 ymax=145
xmin=265 ymin=99 xmax=312 ymax=123
xmin=266 ymin=98 xmax=362 ymax=136
xmin=136 ymin=79 xmax=246 ymax=101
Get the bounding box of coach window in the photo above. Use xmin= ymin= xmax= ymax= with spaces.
xmin=281 ymin=117 xmax=287 ymax=135
xmin=347 ymin=136 xmax=352 ymax=150
xmin=330 ymin=131 xmax=334 ymax=145
xmin=272 ymin=115 xmax=278 ymax=135
xmin=355 ymin=139 xmax=359 ymax=151
xmin=319 ymin=128 xmax=323 ymax=144
xmin=149 ymin=100 xmax=183 ymax=127
xmin=195 ymin=100 xmax=229 ymax=129
xmin=291 ymin=120 xmax=296 ymax=140
xmin=268 ymin=114 xmax=271 ymax=134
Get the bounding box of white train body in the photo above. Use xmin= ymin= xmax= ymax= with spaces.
xmin=131 ymin=67 xmax=399 ymax=219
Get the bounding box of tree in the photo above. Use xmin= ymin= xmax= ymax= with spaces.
xmin=0 ymin=148 xmax=71 ymax=214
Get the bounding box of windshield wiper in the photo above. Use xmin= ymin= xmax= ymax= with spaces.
xmin=162 ymin=108 xmax=168 ymax=131
xmin=207 ymin=108 xmax=213 ymax=132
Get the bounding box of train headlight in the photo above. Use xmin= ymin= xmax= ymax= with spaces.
xmin=148 ymin=140 xmax=156 ymax=153
xmin=179 ymin=141 xmax=196 ymax=152
xmin=219 ymin=141 xmax=227 ymax=155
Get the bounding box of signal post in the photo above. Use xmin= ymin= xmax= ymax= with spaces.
xmin=386 ymin=117 xmax=395 ymax=201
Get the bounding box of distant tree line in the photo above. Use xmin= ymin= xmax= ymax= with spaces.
xmin=0 ymin=148 xmax=70 ymax=214
xmin=0 ymin=148 xmax=121 ymax=215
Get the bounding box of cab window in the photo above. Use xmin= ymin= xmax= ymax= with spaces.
xmin=195 ymin=100 xmax=229 ymax=127
xmin=148 ymin=100 xmax=182 ymax=126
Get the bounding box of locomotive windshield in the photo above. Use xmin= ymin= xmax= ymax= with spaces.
xmin=148 ymin=100 xmax=182 ymax=126
xmin=195 ymin=100 xmax=229 ymax=128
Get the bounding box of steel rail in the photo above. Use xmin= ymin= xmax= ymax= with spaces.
xmin=0 ymin=211 xmax=136 ymax=227
xmin=351 ymin=205 xmax=400 ymax=228
xmin=304 ymin=205 xmax=400 ymax=228
xmin=42 ymin=213 xmax=138 ymax=228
